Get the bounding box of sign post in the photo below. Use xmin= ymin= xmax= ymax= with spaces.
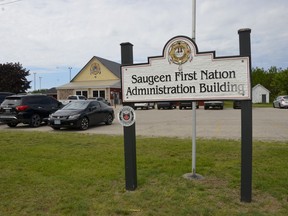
xmin=120 ymin=42 xmax=137 ymax=191
xmin=239 ymin=28 xmax=253 ymax=202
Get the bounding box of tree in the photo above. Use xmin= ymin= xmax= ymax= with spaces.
xmin=252 ymin=66 xmax=288 ymax=101
xmin=0 ymin=62 xmax=31 ymax=93
xmin=271 ymin=68 xmax=288 ymax=96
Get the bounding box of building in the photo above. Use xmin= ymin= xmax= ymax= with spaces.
xmin=252 ymin=84 xmax=270 ymax=103
xmin=56 ymin=56 xmax=122 ymax=105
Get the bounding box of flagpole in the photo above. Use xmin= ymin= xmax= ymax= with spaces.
xmin=184 ymin=0 xmax=203 ymax=180
xmin=191 ymin=0 xmax=197 ymax=177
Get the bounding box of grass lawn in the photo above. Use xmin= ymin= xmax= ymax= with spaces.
xmin=0 ymin=131 xmax=287 ymax=215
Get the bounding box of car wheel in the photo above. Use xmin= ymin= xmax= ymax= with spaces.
xmin=105 ymin=114 xmax=113 ymax=125
xmin=30 ymin=114 xmax=41 ymax=127
xmin=204 ymin=106 xmax=208 ymax=110
xmin=7 ymin=122 xmax=18 ymax=127
xmin=79 ymin=117 xmax=89 ymax=130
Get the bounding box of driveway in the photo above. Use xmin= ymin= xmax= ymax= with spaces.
xmin=0 ymin=107 xmax=287 ymax=141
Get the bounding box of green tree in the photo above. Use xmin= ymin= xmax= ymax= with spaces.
xmin=0 ymin=62 xmax=31 ymax=93
xmin=252 ymin=67 xmax=266 ymax=87
xmin=271 ymin=68 xmax=288 ymax=97
xmin=251 ymin=66 xmax=288 ymax=101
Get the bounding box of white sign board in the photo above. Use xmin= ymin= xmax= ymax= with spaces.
xmin=122 ymin=36 xmax=251 ymax=102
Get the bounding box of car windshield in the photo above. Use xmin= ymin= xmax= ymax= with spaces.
xmin=283 ymin=96 xmax=288 ymax=100
xmin=62 ymin=101 xmax=90 ymax=110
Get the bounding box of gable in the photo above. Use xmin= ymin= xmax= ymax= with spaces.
xmin=72 ymin=56 xmax=120 ymax=82
xmin=252 ymin=84 xmax=270 ymax=94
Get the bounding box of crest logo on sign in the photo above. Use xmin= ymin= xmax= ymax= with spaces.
xmin=118 ymin=106 xmax=136 ymax=127
xmin=168 ymin=40 xmax=192 ymax=71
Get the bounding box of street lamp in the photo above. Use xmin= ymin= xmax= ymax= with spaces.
xmin=33 ymin=72 xmax=36 ymax=91
xmin=39 ymin=76 xmax=42 ymax=91
xmin=68 ymin=67 xmax=72 ymax=81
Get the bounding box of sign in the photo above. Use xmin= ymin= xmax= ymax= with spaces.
xmin=118 ymin=106 xmax=136 ymax=127
xmin=122 ymin=36 xmax=251 ymax=102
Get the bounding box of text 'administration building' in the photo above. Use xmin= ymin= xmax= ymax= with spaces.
xmin=56 ymin=56 xmax=122 ymax=105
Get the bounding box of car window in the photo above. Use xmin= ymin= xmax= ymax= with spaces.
xmin=95 ymin=102 xmax=101 ymax=109
xmin=24 ymin=96 xmax=44 ymax=105
xmin=47 ymin=97 xmax=58 ymax=104
xmin=1 ymin=97 xmax=22 ymax=106
xmin=88 ymin=101 xmax=100 ymax=109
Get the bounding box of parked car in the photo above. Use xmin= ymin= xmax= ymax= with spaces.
xmin=134 ymin=102 xmax=155 ymax=110
xmin=233 ymin=100 xmax=241 ymax=109
xmin=204 ymin=101 xmax=224 ymax=110
xmin=179 ymin=101 xmax=199 ymax=109
xmin=60 ymin=95 xmax=87 ymax=105
xmin=0 ymin=94 xmax=63 ymax=127
xmin=273 ymin=95 xmax=288 ymax=108
xmin=88 ymin=97 xmax=111 ymax=106
xmin=0 ymin=92 xmax=14 ymax=104
xmin=48 ymin=100 xmax=114 ymax=130
xmin=157 ymin=102 xmax=177 ymax=110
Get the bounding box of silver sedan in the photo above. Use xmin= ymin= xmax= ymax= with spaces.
xmin=273 ymin=95 xmax=288 ymax=108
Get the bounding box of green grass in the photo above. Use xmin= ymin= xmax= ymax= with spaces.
xmin=0 ymin=131 xmax=287 ymax=215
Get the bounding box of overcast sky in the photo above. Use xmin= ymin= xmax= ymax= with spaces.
xmin=0 ymin=0 xmax=287 ymax=90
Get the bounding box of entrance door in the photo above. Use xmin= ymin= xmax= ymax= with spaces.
xmin=262 ymin=94 xmax=266 ymax=103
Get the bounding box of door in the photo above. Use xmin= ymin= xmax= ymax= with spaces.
xmin=262 ymin=94 xmax=266 ymax=103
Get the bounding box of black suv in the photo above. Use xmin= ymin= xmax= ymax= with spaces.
xmin=0 ymin=94 xmax=62 ymax=127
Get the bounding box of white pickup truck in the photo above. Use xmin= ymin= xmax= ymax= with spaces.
xmin=59 ymin=95 xmax=87 ymax=105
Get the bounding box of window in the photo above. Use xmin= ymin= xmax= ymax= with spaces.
xmin=76 ymin=91 xmax=88 ymax=98
xmin=93 ymin=90 xmax=105 ymax=98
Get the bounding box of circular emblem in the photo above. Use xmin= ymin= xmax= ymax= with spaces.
xmin=118 ymin=106 xmax=136 ymax=127
xmin=168 ymin=40 xmax=192 ymax=65
xmin=90 ymin=63 xmax=101 ymax=78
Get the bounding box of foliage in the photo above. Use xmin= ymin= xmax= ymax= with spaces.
xmin=252 ymin=66 xmax=288 ymax=100
xmin=0 ymin=62 xmax=31 ymax=93
xmin=0 ymin=131 xmax=287 ymax=215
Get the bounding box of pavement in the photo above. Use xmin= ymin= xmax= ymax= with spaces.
xmin=1 ymin=106 xmax=287 ymax=141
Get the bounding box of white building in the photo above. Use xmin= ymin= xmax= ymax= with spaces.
xmin=252 ymin=84 xmax=270 ymax=103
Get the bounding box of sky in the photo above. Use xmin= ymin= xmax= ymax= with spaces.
xmin=0 ymin=0 xmax=287 ymax=91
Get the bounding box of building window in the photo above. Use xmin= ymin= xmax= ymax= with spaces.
xmin=76 ymin=91 xmax=88 ymax=98
xmin=93 ymin=90 xmax=105 ymax=98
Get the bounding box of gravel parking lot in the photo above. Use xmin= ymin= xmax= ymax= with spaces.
xmin=0 ymin=107 xmax=287 ymax=141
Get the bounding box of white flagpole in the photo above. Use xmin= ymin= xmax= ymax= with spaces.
xmin=192 ymin=0 xmax=196 ymax=42
xmin=191 ymin=0 xmax=197 ymax=177
xmin=183 ymin=0 xmax=203 ymax=180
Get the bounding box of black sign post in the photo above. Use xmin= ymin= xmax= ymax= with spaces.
xmin=120 ymin=42 xmax=137 ymax=191
xmin=239 ymin=28 xmax=253 ymax=202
